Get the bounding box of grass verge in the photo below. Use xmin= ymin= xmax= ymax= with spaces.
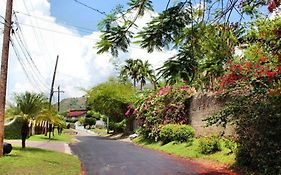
xmin=0 ymin=147 xmax=80 ymax=175
xmin=28 ymin=129 xmax=74 ymax=143
xmin=91 ymin=128 xmax=108 ymax=136
xmin=133 ymin=137 xmax=235 ymax=165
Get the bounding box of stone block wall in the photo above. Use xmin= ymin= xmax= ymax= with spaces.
xmin=190 ymin=94 xmax=235 ymax=137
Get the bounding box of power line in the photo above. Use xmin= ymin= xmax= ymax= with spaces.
xmin=13 ymin=15 xmax=48 ymax=78
xmin=15 ymin=11 xmax=95 ymax=34
xmin=21 ymin=1 xmax=54 ymax=69
xmin=17 ymin=22 xmax=97 ymax=40
xmin=13 ymin=14 xmax=50 ymax=89
xmin=72 ymin=0 xmax=107 ymax=16
xmin=10 ymin=38 xmax=46 ymax=93
xmin=12 ymin=33 xmax=49 ymax=91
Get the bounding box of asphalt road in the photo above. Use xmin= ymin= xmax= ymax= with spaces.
xmin=70 ymin=136 xmax=231 ymax=175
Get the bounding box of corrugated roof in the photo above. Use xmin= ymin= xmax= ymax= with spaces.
xmin=67 ymin=110 xmax=87 ymax=117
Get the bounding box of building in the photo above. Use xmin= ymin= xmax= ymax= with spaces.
xmin=66 ymin=109 xmax=87 ymax=121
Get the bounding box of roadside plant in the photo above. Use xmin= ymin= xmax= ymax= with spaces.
xmin=159 ymin=124 xmax=195 ymax=144
xmin=205 ymin=17 xmax=281 ymax=174
xmin=129 ymin=85 xmax=194 ymax=140
xmin=198 ymin=136 xmax=221 ymax=155
xmin=8 ymin=92 xmax=48 ymax=148
xmin=223 ymin=138 xmax=237 ymax=154
xmin=86 ymin=79 xmax=136 ymax=123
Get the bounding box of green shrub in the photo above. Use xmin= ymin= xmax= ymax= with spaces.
xmin=224 ymin=138 xmax=237 ymax=154
xmin=109 ymin=119 xmax=126 ymax=133
xmin=159 ymin=124 xmax=174 ymax=143
xmin=159 ymin=124 xmax=195 ymax=144
xmin=133 ymin=85 xmax=193 ymax=141
xmin=174 ymin=125 xmax=195 ymax=143
xmin=199 ymin=136 xmax=221 ymax=154
xmin=84 ymin=117 xmax=96 ymax=126
xmin=66 ymin=118 xmax=78 ymax=123
xmin=4 ymin=117 xmax=24 ymax=139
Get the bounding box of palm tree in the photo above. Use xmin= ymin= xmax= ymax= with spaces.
xmin=9 ymin=92 xmax=47 ymax=148
xmin=36 ymin=108 xmax=65 ymax=136
xmin=120 ymin=59 xmax=142 ymax=87
xmin=120 ymin=59 xmax=156 ymax=90
xmin=138 ymin=60 xmax=157 ymax=90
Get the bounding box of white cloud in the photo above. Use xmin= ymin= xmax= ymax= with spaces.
xmin=0 ymin=0 xmax=175 ymax=103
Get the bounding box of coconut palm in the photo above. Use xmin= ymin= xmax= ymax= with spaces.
xmin=120 ymin=59 xmax=156 ymax=90
xmin=120 ymin=59 xmax=142 ymax=87
xmin=138 ymin=60 xmax=157 ymax=90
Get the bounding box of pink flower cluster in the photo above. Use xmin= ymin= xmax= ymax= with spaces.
xmin=157 ymin=86 xmax=172 ymax=96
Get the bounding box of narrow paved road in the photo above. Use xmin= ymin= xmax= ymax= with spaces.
xmin=70 ymin=136 xmax=234 ymax=175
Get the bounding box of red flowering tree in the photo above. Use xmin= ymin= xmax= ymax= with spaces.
xmin=206 ymin=17 xmax=281 ymax=174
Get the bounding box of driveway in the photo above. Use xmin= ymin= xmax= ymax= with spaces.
xmin=70 ymin=136 xmax=237 ymax=175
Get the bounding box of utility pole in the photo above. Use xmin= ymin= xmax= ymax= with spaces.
xmin=47 ymin=55 xmax=59 ymax=139
xmin=53 ymin=86 xmax=64 ymax=112
xmin=0 ymin=0 xmax=13 ymax=157
xmin=49 ymin=55 xmax=59 ymax=108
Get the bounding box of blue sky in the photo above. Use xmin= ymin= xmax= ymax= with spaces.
xmin=50 ymin=0 xmax=166 ymax=35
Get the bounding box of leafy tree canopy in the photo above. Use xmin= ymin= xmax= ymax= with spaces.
xmin=96 ymin=0 xmax=278 ymax=87
xmin=86 ymin=79 xmax=136 ymax=121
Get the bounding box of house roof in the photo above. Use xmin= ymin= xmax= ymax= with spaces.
xmin=67 ymin=110 xmax=87 ymax=118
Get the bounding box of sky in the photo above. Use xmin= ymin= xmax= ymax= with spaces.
xmin=0 ymin=0 xmax=176 ymax=104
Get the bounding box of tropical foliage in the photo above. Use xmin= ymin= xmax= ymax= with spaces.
xmin=7 ymin=92 xmax=64 ymax=148
xmin=120 ymin=58 xmax=156 ymax=90
xmin=204 ymin=17 xmax=281 ymax=174
xmin=86 ymin=79 xmax=136 ymax=132
xmin=126 ymin=85 xmax=194 ymax=140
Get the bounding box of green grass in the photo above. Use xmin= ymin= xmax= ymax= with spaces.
xmin=28 ymin=129 xmax=74 ymax=143
xmin=133 ymin=137 xmax=235 ymax=165
xmin=91 ymin=128 xmax=108 ymax=136
xmin=0 ymin=147 xmax=80 ymax=175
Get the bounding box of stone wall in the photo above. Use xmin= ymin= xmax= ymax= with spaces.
xmin=190 ymin=94 xmax=235 ymax=137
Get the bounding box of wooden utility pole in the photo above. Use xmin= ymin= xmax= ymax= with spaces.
xmin=0 ymin=0 xmax=13 ymax=157
xmin=49 ymin=55 xmax=59 ymax=108
xmin=47 ymin=55 xmax=59 ymax=139
xmin=54 ymin=86 xmax=64 ymax=112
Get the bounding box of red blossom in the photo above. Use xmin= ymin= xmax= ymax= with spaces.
xmin=236 ymin=64 xmax=243 ymax=71
xmin=259 ymin=57 xmax=267 ymax=63
xmin=133 ymin=109 xmax=138 ymax=115
xmin=125 ymin=109 xmax=130 ymax=117
xmin=245 ymin=61 xmax=251 ymax=68
xmin=268 ymin=1 xmax=277 ymax=12
xmin=276 ymin=66 xmax=281 ymax=73
xmin=255 ymin=64 xmax=263 ymax=70
xmin=180 ymin=85 xmax=189 ymax=91
xmin=266 ymin=70 xmax=277 ymax=78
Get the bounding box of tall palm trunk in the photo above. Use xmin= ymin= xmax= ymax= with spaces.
xmin=140 ymin=82 xmax=143 ymax=91
xmin=133 ymin=78 xmax=136 ymax=87
xmin=21 ymin=120 xmax=29 ymax=148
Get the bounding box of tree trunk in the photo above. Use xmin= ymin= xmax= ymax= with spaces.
xmin=48 ymin=123 xmax=52 ymax=139
xmin=140 ymin=82 xmax=143 ymax=91
xmin=44 ymin=121 xmax=48 ymax=136
xmin=52 ymin=126 xmax=55 ymax=137
xmin=133 ymin=78 xmax=136 ymax=87
xmin=21 ymin=121 xmax=29 ymax=148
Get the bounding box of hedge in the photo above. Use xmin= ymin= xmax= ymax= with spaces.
xmin=4 ymin=117 xmax=24 ymax=139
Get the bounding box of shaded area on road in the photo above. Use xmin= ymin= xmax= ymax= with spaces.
xmin=5 ymin=140 xmax=69 ymax=154
xmin=70 ymin=136 xmax=237 ymax=175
